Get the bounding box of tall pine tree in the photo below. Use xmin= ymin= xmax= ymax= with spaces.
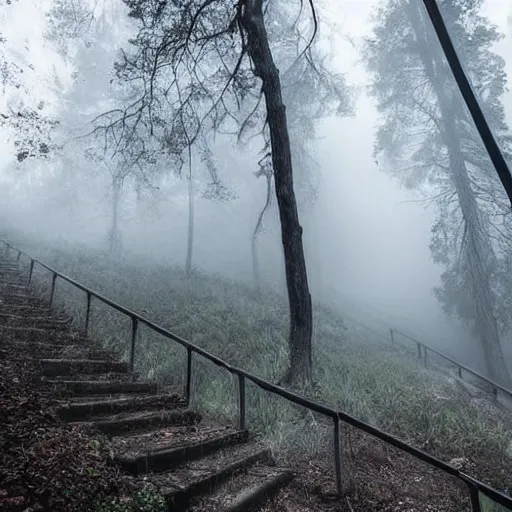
xmin=364 ymin=0 xmax=512 ymax=385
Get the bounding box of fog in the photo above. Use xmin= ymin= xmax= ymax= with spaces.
xmin=1 ymin=0 xmax=512 ymax=376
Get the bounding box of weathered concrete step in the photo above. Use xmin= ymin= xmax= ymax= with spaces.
xmin=0 ymin=264 xmax=21 ymax=270
xmin=0 ymin=277 xmax=27 ymax=285
xmin=0 ymin=312 xmax=71 ymax=329
xmin=41 ymin=358 xmax=130 ymax=376
xmin=0 ymin=343 xmax=113 ymax=362
xmin=58 ymin=393 xmax=185 ymax=421
xmin=85 ymin=409 xmax=201 ymax=436
xmin=0 ymin=326 xmax=86 ymax=344
xmin=0 ymin=294 xmax=45 ymax=306
xmin=57 ymin=392 xmax=159 ymax=403
xmin=116 ymin=429 xmax=249 ymax=475
xmin=0 ymin=267 xmax=24 ymax=274
xmin=52 ymin=346 xmax=115 ymax=361
xmin=0 ymin=282 xmax=26 ymax=289
xmin=190 ymin=466 xmax=294 ymax=512
xmin=47 ymin=372 xmax=136 ymax=382
xmin=47 ymin=379 xmax=156 ymax=396
xmin=0 ymin=305 xmax=53 ymax=315
xmin=111 ymin=424 xmax=238 ymax=458
xmin=154 ymin=444 xmax=273 ymax=511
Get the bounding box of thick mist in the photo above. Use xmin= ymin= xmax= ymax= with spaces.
xmin=1 ymin=0 xmax=512 ymax=376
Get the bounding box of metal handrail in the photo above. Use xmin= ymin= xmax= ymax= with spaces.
xmin=2 ymin=240 xmax=511 ymax=511
xmin=391 ymin=328 xmax=512 ymax=401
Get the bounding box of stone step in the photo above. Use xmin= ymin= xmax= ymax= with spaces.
xmin=0 ymin=276 xmax=27 ymax=285
xmin=57 ymin=392 xmax=159 ymax=403
xmin=49 ymin=346 xmax=115 ymax=361
xmin=86 ymin=409 xmax=202 ymax=436
xmin=46 ymin=372 xmax=136 ymax=382
xmin=0 ymin=294 xmax=45 ymax=306
xmin=190 ymin=466 xmax=294 ymax=512
xmin=46 ymin=379 xmax=157 ymax=396
xmin=0 ymin=312 xmax=71 ymax=329
xmin=116 ymin=429 xmax=249 ymax=475
xmin=0 ymin=305 xmax=53 ymax=315
xmin=0 ymin=345 xmax=113 ymax=363
xmin=0 ymin=283 xmax=29 ymax=292
xmin=41 ymin=358 xmax=130 ymax=377
xmin=0 ymin=326 xmax=87 ymax=344
xmin=153 ymin=444 xmax=273 ymax=511
xmin=0 ymin=264 xmax=21 ymax=270
xmin=58 ymin=393 xmax=185 ymax=421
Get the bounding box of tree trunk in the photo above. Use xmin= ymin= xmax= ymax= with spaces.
xmin=242 ymin=0 xmax=313 ymax=386
xmin=185 ymin=146 xmax=195 ymax=277
xmin=408 ymin=1 xmax=511 ymax=386
xmin=109 ymin=178 xmax=122 ymax=256
xmin=252 ymin=171 xmax=272 ymax=291
xmin=251 ymin=234 xmax=260 ymax=291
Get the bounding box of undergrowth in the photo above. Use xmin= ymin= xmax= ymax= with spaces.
xmin=94 ymin=487 xmax=166 ymax=512
xmin=7 ymin=235 xmax=512 ymax=480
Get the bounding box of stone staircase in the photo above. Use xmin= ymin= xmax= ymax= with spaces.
xmin=0 ymin=259 xmax=293 ymax=511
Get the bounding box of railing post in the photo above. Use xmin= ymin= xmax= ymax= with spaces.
xmin=238 ymin=373 xmax=246 ymax=431
xmin=468 ymin=484 xmax=481 ymax=512
xmin=16 ymin=251 xmax=21 ymax=266
xmin=49 ymin=272 xmax=57 ymax=308
xmin=423 ymin=346 xmax=428 ymax=368
xmin=85 ymin=292 xmax=92 ymax=336
xmin=390 ymin=328 xmax=395 ymax=345
xmin=416 ymin=342 xmax=422 ymax=361
xmin=334 ymin=415 xmax=343 ymax=497
xmin=28 ymin=259 xmax=34 ymax=285
xmin=186 ymin=348 xmax=192 ymax=407
xmin=458 ymin=366 xmax=462 ymax=379
xmin=130 ymin=317 xmax=138 ymax=372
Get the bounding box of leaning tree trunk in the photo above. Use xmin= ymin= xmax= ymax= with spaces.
xmin=408 ymin=1 xmax=511 ymax=386
xmin=440 ymin=104 xmax=510 ymax=386
xmin=185 ymin=146 xmax=195 ymax=277
xmin=242 ymin=0 xmax=313 ymax=386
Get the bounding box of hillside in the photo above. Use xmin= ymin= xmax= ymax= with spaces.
xmin=6 ymin=233 xmax=512 ymax=499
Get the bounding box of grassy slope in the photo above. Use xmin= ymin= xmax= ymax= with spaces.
xmin=7 ymin=234 xmax=512 ymax=494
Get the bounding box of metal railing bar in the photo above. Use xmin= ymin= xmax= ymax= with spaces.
xmin=3 ymin=240 xmax=512 ymax=509
xmin=333 ymin=416 xmax=343 ymax=496
xmin=49 ymin=272 xmax=57 ymax=308
xmin=1 ymin=240 xmax=339 ymax=418
xmin=334 ymin=410 xmax=510 ymax=507
xmin=186 ymin=347 xmax=192 ymax=407
xmin=130 ymin=317 xmax=138 ymax=372
xmin=85 ymin=292 xmax=92 ymax=335
xmin=238 ymin=374 xmax=246 ymax=431
xmin=13 ymin=237 xmax=509 ymax=402
xmin=393 ymin=329 xmax=512 ymax=398
xmin=469 ymin=484 xmax=482 ymax=512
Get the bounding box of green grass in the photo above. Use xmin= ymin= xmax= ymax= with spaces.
xmin=6 ymin=235 xmax=512 ymax=474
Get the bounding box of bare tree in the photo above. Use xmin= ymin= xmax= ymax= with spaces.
xmin=92 ymin=0 xmax=337 ymax=385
